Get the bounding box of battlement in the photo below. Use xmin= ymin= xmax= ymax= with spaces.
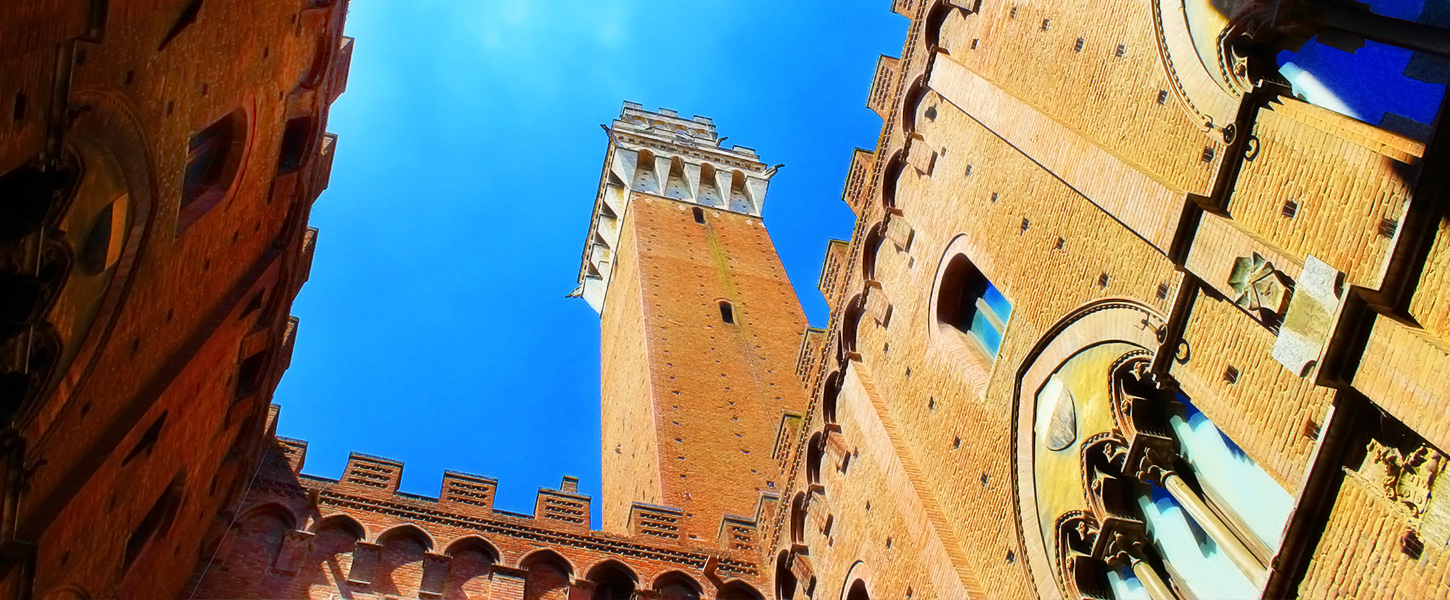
xmin=263 ymin=406 xmax=766 ymax=557
xmin=575 ymin=102 xmax=785 ymax=314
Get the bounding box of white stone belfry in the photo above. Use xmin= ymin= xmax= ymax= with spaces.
xmin=575 ymin=102 xmax=777 ymax=314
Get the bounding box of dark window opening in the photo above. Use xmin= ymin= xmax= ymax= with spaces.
xmin=806 ymin=435 xmax=824 ymax=486
xmin=1379 ymin=218 xmax=1399 ymax=238
xmin=588 ymin=562 xmax=638 ymax=600
xmin=719 ymin=301 xmax=735 ymax=324
xmin=182 ymin=109 xmax=245 ymax=210
xmin=1157 ymin=90 xmax=1169 ymax=105
xmin=1156 ymin=283 xmax=1171 ymax=300
xmin=692 ymin=207 xmax=705 ymax=224
xmin=12 ymin=91 xmax=25 ymax=122
xmin=122 ymin=411 xmax=168 ymax=466
xmin=236 ymin=350 xmax=268 ymax=399
xmin=277 ymin=116 xmax=314 ymax=174
xmin=1223 ymin=365 xmax=1240 ymax=384
xmin=1074 ymin=38 xmax=1085 ymax=52
xmin=937 ymin=255 xmax=1011 ymax=359
xmin=124 ymin=473 xmax=185 ymax=571
xmin=1282 ymin=200 xmax=1299 ymax=218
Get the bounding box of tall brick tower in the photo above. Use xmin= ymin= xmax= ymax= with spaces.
xmin=577 ymin=102 xmax=809 ymax=542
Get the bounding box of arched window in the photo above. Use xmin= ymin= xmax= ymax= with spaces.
xmin=845 ymin=580 xmax=871 ymax=600
xmin=936 ymin=254 xmax=1011 ymax=359
xmin=182 ymin=109 xmax=246 ymax=211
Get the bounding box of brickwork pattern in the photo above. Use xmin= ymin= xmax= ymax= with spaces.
xmin=603 ymin=194 xmax=810 ymax=543
xmin=1299 ymin=474 xmax=1450 ymax=599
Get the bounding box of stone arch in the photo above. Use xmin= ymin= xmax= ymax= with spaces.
xmin=1150 ymin=0 xmax=1249 ymax=138
xmin=587 ymin=559 xmax=638 ymax=600
xmin=773 ymin=551 xmax=797 ymax=600
xmin=312 ymin=513 xmax=367 ymax=540
xmin=879 ymin=149 xmax=906 ymax=211
xmin=861 ymin=222 xmax=886 ymax=284
xmin=13 ymin=87 xmax=161 ymax=425
xmin=374 ymin=524 xmax=432 ymax=597
xmin=837 ymin=561 xmax=872 ymax=600
xmin=789 ymin=492 xmax=809 ymax=545
xmin=521 ymin=549 xmax=574 ymax=600
xmin=806 ymin=432 xmax=826 ymax=488
xmin=443 ymin=536 xmax=498 ymax=599
xmin=900 ymin=75 xmax=929 ymax=137
xmin=821 ymin=371 xmax=842 ymax=424
xmin=839 ymin=294 xmax=865 ymax=361
xmin=923 ymin=0 xmax=958 ymax=53
xmin=239 ymin=502 xmax=298 ymax=531
xmin=375 ymin=523 xmax=435 ymax=550
xmin=844 ymin=579 xmax=871 ymax=600
xmin=1010 ymin=300 xmax=1165 ymax=600
xmin=652 ymin=571 xmax=703 ymax=600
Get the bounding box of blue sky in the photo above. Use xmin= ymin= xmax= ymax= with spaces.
xmin=276 ymin=1 xmax=905 ymax=520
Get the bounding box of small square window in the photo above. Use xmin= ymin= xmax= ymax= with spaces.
xmin=1074 ymin=38 xmax=1084 ymax=52
xmin=1115 ymin=44 xmax=1127 ymax=57
xmin=1157 ymin=90 xmax=1169 ymax=105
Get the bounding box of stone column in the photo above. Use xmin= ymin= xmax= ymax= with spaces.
xmin=1163 ymin=473 xmax=1267 ymax=585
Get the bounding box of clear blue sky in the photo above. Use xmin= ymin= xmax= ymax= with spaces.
xmin=275 ymin=1 xmax=906 ymax=521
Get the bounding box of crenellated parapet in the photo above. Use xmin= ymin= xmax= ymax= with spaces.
xmin=191 ymin=406 xmax=770 ymax=599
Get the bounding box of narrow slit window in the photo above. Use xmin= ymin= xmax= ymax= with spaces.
xmin=719 ymin=301 xmax=734 ymax=324
xmin=692 ymin=206 xmax=705 ymax=224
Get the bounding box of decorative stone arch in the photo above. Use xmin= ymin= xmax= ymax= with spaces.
xmin=789 ymin=492 xmax=809 ymax=546
xmin=879 ymin=150 xmax=906 ymax=212
xmin=585 ymin=559 xmax=639 ymax=600
xmin=651 ymin=570 xmax=703 ymax=600
xmin=238 ymin=502 xmax=299 ymax=531
xmin=1009 ymin=300 xmax=1166 ymax=600
xmin=821 ymin=371 xmax=842 ymax=425
xmin=1150 ymin=0 xmax=1253 ymax=139
xmin=773 ymin=551 xmax=798 ymax=600
xmin=375 ymin=522 xmax=436 ymax=550
xmin=806 ymin=431 xmax=826 ymax=488
xmin=443 ymin=535 xmax=500 ymax=562
xmin=839 ymin=294 xmax=865 ymax=361
xmin=836 ymin=561 xmax=872 ymax=600
xmin=14 ymin=86 xmax=162 ymax=425
xmin=517 ymin=548 xmax=575 ymax=577
xmin=900 ymin=75 xmax=929 ymax=137
xmin=923 ymin=0 xmax=959 ymax=53
xmin=312 ymin=512 xmax=368 ymax=541
xmin=861 ymin=222 xmax=887 ymax=284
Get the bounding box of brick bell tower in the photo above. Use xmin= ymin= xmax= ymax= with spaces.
xmin=576 ymin=102 xmax=809 ymax=542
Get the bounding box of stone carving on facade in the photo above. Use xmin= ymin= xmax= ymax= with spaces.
xmin=1369 ymin=441 xmax=1445 ymax=518
xmin=1228 ymin=253 xmax=1293 ymax=319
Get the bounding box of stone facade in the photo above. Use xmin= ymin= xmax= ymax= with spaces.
xmin=0 ymin=0 xmax=352 ymax=597
xmin=777 ymin=2 xmax=1450 ymax=600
